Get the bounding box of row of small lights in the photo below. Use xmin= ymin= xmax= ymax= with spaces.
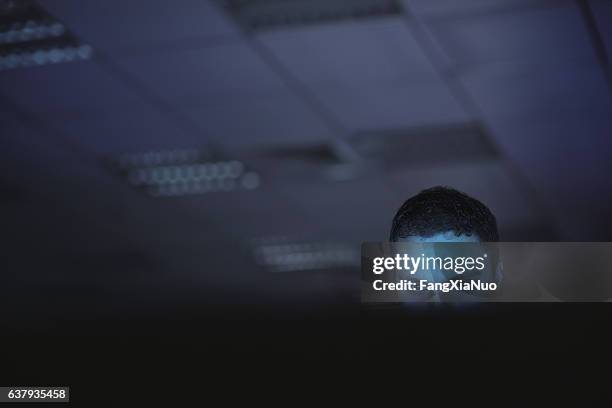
xmin=147 ymin=174 xmax=260 ymax=197
xmin=254 ymin=241 xmax=359 ymax=272
xmin=129 ymin=161 xmax=245 ymax=185
xmin=119 ymin=150 xmax=261 ymax=196
xmin=0 ymin=44 xmax=93 ymax=70
xmin=118 ymin=149 xmax=206 ymax=169
xmin=0 ymin=20 xmax=66 ymax=44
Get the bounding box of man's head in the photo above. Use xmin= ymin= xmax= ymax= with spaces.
xmin=390 ymin=186 xmax=499 ymax=243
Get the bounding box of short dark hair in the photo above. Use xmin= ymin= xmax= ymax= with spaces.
xmin=390 ymin=186 xmax=499 ymax=242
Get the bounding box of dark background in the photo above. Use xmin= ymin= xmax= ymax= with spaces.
xmin=2 ymin=0 xmax=612 ymax=405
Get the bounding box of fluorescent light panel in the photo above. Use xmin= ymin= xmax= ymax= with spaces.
xmin=254 ymin=237 xmax=359 ymax=272
xmin=116 ymin=149 xmax=260 ymax=197
xmin=0 ymin=0 xmax=92 ymax=70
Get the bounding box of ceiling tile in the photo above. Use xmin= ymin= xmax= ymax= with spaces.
xmin=460 ymin=61 xmax=612 ymax=181
xmin=461 ymin=61 xmax=612 ymax=123
xmin=184 ymin=92 xmax=333 ymax=148
xmin=484 ymin=115 xmax=612 ymax=239
xmin=114 ymin=42 xmax=335 ymax=147
xmin=314 ymin=80 xmax=469 ymax=132
xmin=591 ymin=0 xmax=612 ymax=60
xmin=461 ymin=61 xmax=612 ymax=239
xmin=259 ymin=17 xmax=469 ymax=130
xmin=43 ymin=0 xmax=239 ymax=54
xmin=0 ymin=61 xmax=207 ymax=155
xmin=259 ymin=18 xmax=438 ymax=84
xmin=46 ymin=108 xmax=207 ymax=155
xmin=114 ymin=42 xmax=289 ymax=106
xmin=0 ymin=61 xmax=148 ymax=115
xmin=428 ymin=2 xmax=595 ymax=65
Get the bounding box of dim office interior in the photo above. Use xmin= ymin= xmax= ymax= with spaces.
xmin=1 ymin=0 xmax=612 ymax=402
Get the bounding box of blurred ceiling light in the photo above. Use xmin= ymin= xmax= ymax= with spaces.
xmin=253 ymin=237 xmax=359 ymax=272
xmin=0 ymin=0 xmax=92 ymax=71
xmin=0 ymin=21 xmax=65 ymax=44
xmin=115 ymin=149 xmax=261 ymax=197
xmin=217 ymin=0 xmax=402 ymax=32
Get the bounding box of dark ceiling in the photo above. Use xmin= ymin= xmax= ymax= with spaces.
xmin=2 ymin=0 xmax=612 ymax=309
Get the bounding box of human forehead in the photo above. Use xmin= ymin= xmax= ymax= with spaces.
xmin=397 ymin=231 xmax=481 ymax=243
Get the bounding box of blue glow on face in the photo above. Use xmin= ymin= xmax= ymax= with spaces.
xmin=395 ymin=235 xmax=501 ymax=306
xmin=396 ymin=231 xmax=495 ymax=304
xmin=397 ymin=231 xmax=480 ymax=243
